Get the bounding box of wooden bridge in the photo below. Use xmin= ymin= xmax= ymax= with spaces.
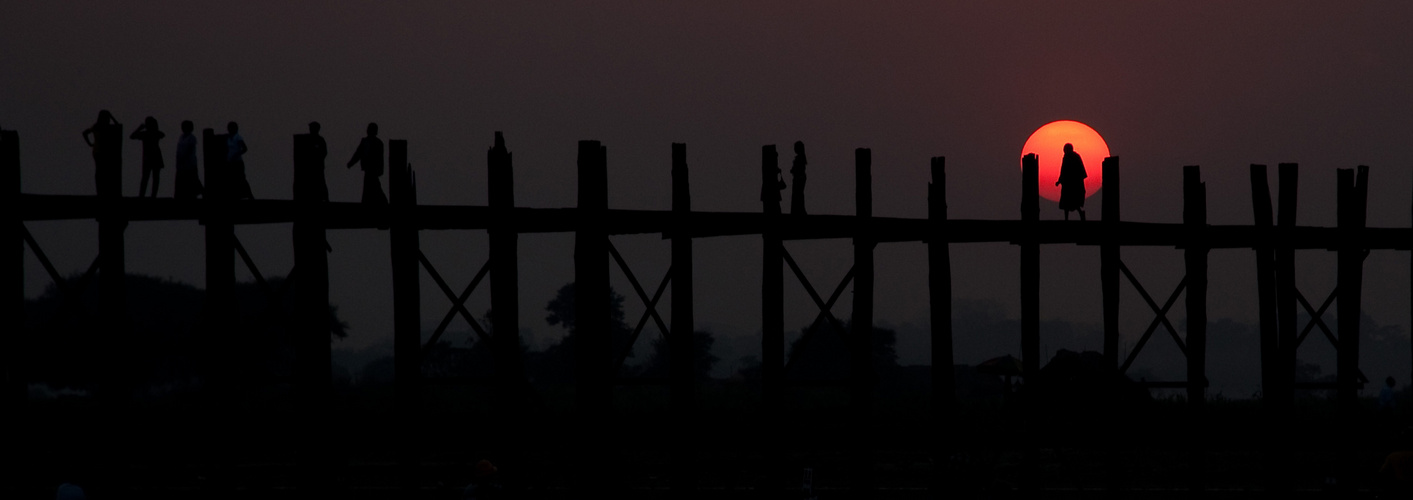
xmin=4 ymin=125 xmax=1409 ymax=495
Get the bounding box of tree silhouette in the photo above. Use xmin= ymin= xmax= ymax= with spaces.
xmin=785 ymin=318 xmax=898 ymax=381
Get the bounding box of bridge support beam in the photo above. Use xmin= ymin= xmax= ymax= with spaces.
xmin=3 ymin=129 xmax=22 ymax=409
xmin=389 ymin=138 xmax=420 ymax=491
xmin=1183 ymin=165 xmax=1208 ymax=493
xmin=851 ymin=148 xmax=875 ymax=494
xmin=1336 ymin=166 xmax=1369 ymax=492
xmin=1101 ymin=157 xmax=1120 ymax=371
xmin=928 ymin=156 xmax=954 ymax=495
xmin=293 ymin=131 xmax=331 ymax=491
xmin=669 ymin=143 xmax=698 ymax=494
xmin=575 ymin=140 xmax=610 ymax=494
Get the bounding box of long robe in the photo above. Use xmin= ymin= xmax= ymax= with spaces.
xmin=1058 ymin=150 xmax=1087 ymax=212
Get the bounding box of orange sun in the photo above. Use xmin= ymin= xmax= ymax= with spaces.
xmin=1021 ymin=120 xmax=1110 ymax=202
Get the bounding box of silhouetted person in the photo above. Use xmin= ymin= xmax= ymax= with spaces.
xmin=790 ymin=141 xmax=807 ymax=216
xmin=130 ymin=116 xmax=165 ymax=197
xmin=82 ymin=110 xmax=120 ymax=195
xmin=307 ymin=121 xmax=329 ymax=201
xmin=347 ymin=122 xmax=386 ymax=205
xmin=762 ymin=149 xmax=784 ymax=206
xmin=1055 ymin=143 xmax=1087 ymax=221
xmin=226 ymin=122 xmax=254 ymax=199
xmin=173 ymin=120 xmax=203 ymax=199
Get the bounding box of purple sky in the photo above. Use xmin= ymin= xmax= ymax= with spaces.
xmin=6 ymin=2 xmax=1412 ymax=392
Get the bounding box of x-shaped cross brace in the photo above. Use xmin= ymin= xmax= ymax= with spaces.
xmin=607 ymin=239 xmax=672 ymax=376
xmin=420 ymin=251 xmax=491 ymax=352
xmin=780 ymin=245 xmax=854 ymax=375
xmin=1118 ymin=260 xmax=1188 ymax=375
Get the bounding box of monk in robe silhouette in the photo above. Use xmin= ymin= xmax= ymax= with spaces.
xmin=347 ymin=122 xmax=387 ymax=205
xmin=790 ymin=141 xmax=807 ymax=216
xmin=1056 ymin=143 xmax=1087 ymax=221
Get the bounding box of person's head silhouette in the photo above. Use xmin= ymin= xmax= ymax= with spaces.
xmin=366 ymin=123 xmax=378 ymax=137
xmin=181 ymin=120 xmax=193 ymax=134
xmin=227 ymin=122 xmax=239 ymax=134
xmin=144 ymin=116 xmax=158 ymax=130
xmin=794 ymin=141 xmax=805 ymax=155
xmin=1064 ymin=143 xmax=1074 ymax=154
xmin=309 ymin=121 xmax=321 ymax=135
xmin=96 ymin=110 xmax=114 ymax=125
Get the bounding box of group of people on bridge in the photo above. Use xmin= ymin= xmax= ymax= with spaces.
xmin=81 ymin=110 xmax=389 ymax=204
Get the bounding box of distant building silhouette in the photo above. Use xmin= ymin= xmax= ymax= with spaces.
xmin=225 ymin=121 xmax=254 ymax=199
xmin=173 ymin=120 xmax=203 ymax=199
xmin=130 ymin=116 xmax=165 ymax=197
xmin=347 ymin=122 xmax=386 ymax=205
xmin=790 ymin=141 xmax=807 ymax=216
xmin=1056 ymin=143 xmax=1087 ymax=220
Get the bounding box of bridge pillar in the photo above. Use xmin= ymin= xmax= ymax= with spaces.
xmin=760 ymin=144 xmax=784 ymax=493
xmin=389 ymin=138 xmax=420 ymax=490
xmin=575 ymin=140 xmax=610 ymax=494
xmin=669 ymin=142 xmax=698 ymax=494
xmin=1020 ymin=154 xmax=1039 ymax=379
xmin=851 ymin=148 xmax=875 ymax=494
xmin=928 ymin=156 xmax=955 ymax=496
xmin=292 ymin=131 xmax=331 ymax=491
xmin=1336 ymin=166 xmax=1369 ymax=492
xmin=1101 ymin=157 xmax=1120 ymax=371
xmin=1183 ymin=165 xmax=1208 ymax=493
xmin=3 ymin=129 xmax=22 ymax=408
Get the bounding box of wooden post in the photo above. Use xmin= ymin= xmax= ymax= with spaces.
xmin=928 ymin=156 xmax=954 ymax=495
xmin=487 ymin=133 xmax=524 ymax=471
xmin=2 ymin=129 xmax=21 ymax=406
xmin=1336 ymin=167 xmax=1369 ymax=408
xmin=851 ymin=148 xmax=875 ymax=494
xmin=293 ymin=132 xmax=332 ymax=491
xmin=669 ymin=142 xmax=697 ymax=494
xmin=1251 ymin=165 xmax=1277 ymax=400
xmin=1275 ymin=164 xmax=1298 ymax=411
xmin=761 ymin=145 xmax=783 ymax=413
xmin=1101 ymin=157 xmax=1120 ymax=371
xmin=1020 ymin=154 xmax=1039 ymax=378
xmin=203 ymin=128 xmax=235 ymax=360
xmin=760 ymin=144 xmax=784 ymax=493
xmin=388 ymin=138 xmax=419 ymax=489
xmin=95 ymin=123 xmax=126 ymax=399
xmin=1183 ymin=165 xmax=1208 ymax=493
xmin=575 ymin=140 xmax=610 ymax=493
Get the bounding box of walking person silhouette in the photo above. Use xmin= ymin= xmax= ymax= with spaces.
xmin=226 ymin=122 xmax=254 ymax=199
xmin=173 ymin=120 xmax=203 ymax=199
xmin=130 ymin=116 xmax=165 ymax=197
xmin=347 ymin=123 xmax=387 ymax=205
xmin=1055 ymin=143 xmax=1087 ymax=221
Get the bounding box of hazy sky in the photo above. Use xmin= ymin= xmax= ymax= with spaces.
xmin=6 ymin=2 xmax=1412 ymax=389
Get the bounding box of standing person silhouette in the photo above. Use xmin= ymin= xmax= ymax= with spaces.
xmin=226 ymin=122 xmax=254 ymax=199
xmin=173 ymin=120 xmax=203 ymax=199
xmin=346 ymin=122 xmax=386 ymax=205
xmin=129 ymin=116 xmax=165 ymax=197
xmin=82 ymin=110 xmax=121 ymax=196
xmin=790 ymin=141 xmax=808 ymax=216
xmin=1055 ymin=143 xmax=1087 ymax=221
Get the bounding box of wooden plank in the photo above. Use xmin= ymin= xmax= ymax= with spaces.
xmin=1336 ymin=167 xmax=1368 ymax=408
xmin=760 ymin=144 xmax=784 ymax=494
xmin=1251 ymin=165 xmax=1278 ymax=404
